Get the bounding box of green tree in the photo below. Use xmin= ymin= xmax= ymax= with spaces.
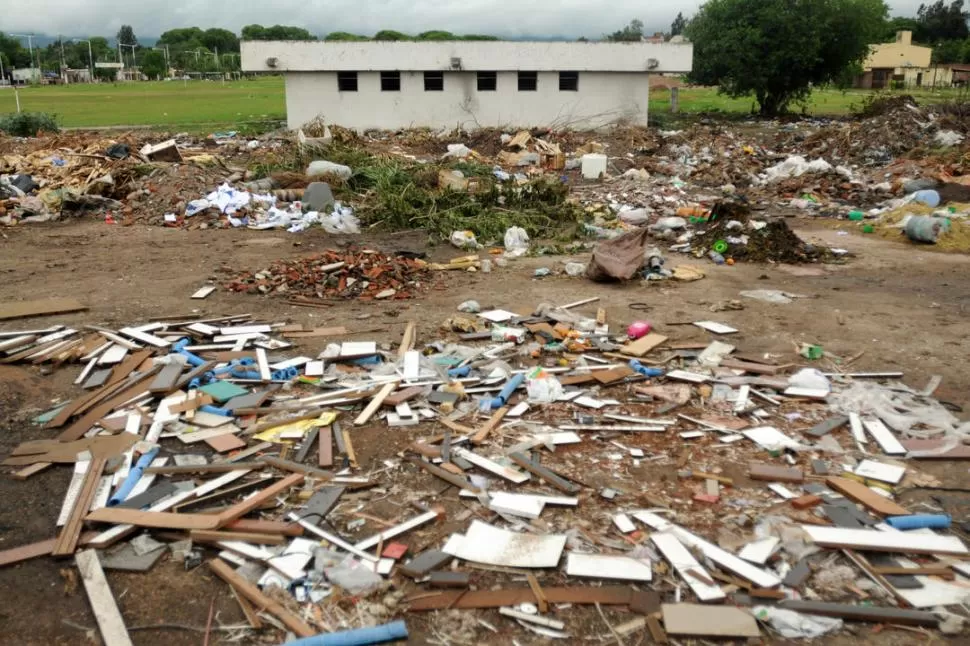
xmin=374 ymin=30 xmax=410 ymax=40
xmin=140 ymin=50 xmax=167 ymax=79
xmin=916 ymin=1 xmax=969 ymax=41
xmin=117 ymin=25 xmax=138 ymax=47
xmin=880 ymin=16 xmax=920 ymax=41
xmin=202 ymin=28 xmax=239 ymax=53
xmin=242 ymin=25 xmax=315 ymax=41
xmin=1 ymin=32 xmax=31 ymax=68
xmin=670 ymin=12 xmax=687 ymax=36
xmin=462 ymin=34 xmax=500 ymax=40
xmin=417 ymin=30 xmax=457 ymax=40
xmin=607 ymin=19 xmax=644 ymax=42
xmin=159 ymin=28 xmax=205 ymax=48
xmin=687 ymin=0 xmax=888 ymax=116
xmin=324 ymin=32 xmax=369 ymax=41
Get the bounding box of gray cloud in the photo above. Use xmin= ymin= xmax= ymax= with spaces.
xmin=0 ymin=1 xmax=930 ymax=40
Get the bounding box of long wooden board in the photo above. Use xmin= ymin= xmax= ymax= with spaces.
xmin=0 ymin=298 xmax=87 ymax=321
xmin=53 ymin=457 xmax=107 ymax=557
xmin=825 ymin=476 xmax=910 ymax=517
xmin=407 ymin=586 xmax=633 ymax=611
xmin=76 ymin=550 xmax=133 ymax=646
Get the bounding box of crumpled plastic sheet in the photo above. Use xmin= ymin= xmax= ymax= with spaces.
xmin=761 ymin=155 xmax=852 ymax=183
xmin=754 ymin=606 xmax=843 ymax=639
xmin=829 ymin=381 xmax=970 ymax=447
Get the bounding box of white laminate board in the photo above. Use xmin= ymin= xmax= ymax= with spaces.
xmin=650 ymin=532 xmax=725 ymax=602
xmin=862 ymin=418 xmax=906 ymax=455
xmin=565 ymin=553 xmax=652 ymax=581
xmin=803 ymin=525 xmax=968 ymax=555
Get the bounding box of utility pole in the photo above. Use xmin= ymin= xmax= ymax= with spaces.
xmin=11 ymin=34 xmax=37 ymax=82
xmin=74 ymin=39 xmax=93 ymax=83
xmin=153 ymin=46 xmax=170 ymax=77
xmin=59 ymin=36 xmax=67 ymax=83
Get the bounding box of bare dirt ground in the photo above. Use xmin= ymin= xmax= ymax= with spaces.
xmin=1 ymin=218 xmax=969 ymax=645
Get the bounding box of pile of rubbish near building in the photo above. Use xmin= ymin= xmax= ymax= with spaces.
xmin=5 ymin=96 xmax=970 ymax=254
xmin=2 ymin=292 xmax=970 ymax=643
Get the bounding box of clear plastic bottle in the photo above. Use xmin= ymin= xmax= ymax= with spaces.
xmin=708 ymin=251 xmax=725 ymax=265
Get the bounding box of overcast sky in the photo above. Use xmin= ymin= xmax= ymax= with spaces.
xmin=1 ymin=1 xmax=929 ymax=40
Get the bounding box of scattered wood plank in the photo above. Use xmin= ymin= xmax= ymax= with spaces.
xmin=0 ymin=298 xmax=87 ymax=321
xmin=470 ymin=407 xmax=508 ymax=445
xmin=407 ymin=585 xmax=633 ymax=611
xmin=778 ymin=600 xmax=937 ymax=627
xmin=208 ymin=558 xmax=315 ymax=637
xmin=75 ymin=549 xmax=133 ymax=646
xmin=825 ymin=476 xmax=910 ymax=517
xmin=190 ymin=530 xmax=286 ymax=545
xmin=620 ymin=333 xmax=668 ymax=357
xmin=53 ymin=457 xmax=107 ymax=557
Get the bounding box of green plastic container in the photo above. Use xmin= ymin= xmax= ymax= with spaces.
xmin=848 ymin=211 xmax=864 ymax=221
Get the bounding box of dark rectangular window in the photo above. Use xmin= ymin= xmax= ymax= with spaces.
xmin=380 ymin=71 xmax=401 ymax=91
xmin=477 ymin=71 xmax=497 ymax=91
xmin=337 ymin=72 xmax=358 ymax=92
xmin=518 ymin=71 xmax=537 ymax=91
xmin=559 ymin=71 xmax=579 ymax=91
xmin=424 ymin=71 xmax=444 ymax=91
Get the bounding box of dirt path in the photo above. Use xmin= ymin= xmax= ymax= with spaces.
xmin=0 ymin=220 xmax=968 ymax=644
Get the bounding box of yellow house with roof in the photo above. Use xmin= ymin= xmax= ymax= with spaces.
xmin=857 ymin=30 xmax=949 ymax=88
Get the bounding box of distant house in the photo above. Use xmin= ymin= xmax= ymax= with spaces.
xmin=857 ymin=30 xmax=939 ymax=89
xmin=241 ymin=40 xmax=693 ymax=130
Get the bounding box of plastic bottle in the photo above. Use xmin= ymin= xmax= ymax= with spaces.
xmin=885 ymin=514 xmax=951 ymax=530
xmin=913 ymin=189 xmax=941 ymax=207
xmin=708 ymin=251 xmax=725 ymax=265
xmin=848 ymin=210 xmax=864 ymax=221
xmin=628 ymin=359 xmax=664 ymax=378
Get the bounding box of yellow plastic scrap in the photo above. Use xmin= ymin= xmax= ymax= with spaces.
xmin=254 ymin=411 xmax=338 ymax=443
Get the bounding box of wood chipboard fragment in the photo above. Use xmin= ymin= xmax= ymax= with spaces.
xmin=0 ymin=297 xmax=87 ymax=321
xmin=825 ymin=476 xmax=910 ymax=516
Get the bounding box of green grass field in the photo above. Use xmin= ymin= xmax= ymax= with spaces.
xmin=2 ymin=76 xmax=970 ymax=130
xmin=0 ymin=77 xmax=286 ymax=129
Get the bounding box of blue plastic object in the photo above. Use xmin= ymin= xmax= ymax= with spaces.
xmin=232 ymin=370 xmax=263 ymax=381
xmin=199 ymin=404 xmax=231 ymax=417
xmin=447 ymin=366 xmax=471 ymax=378
xmin=286 ymin=620 xmax=408 ymax=646
xmin=486 ymin=372 xmax=525 ymax=409
xmin=173 ymin=338 xmax=206 ymax=367
xmin=107 ymin=446 xmax=160 ymax=507
xmin=628 ymin=359 xmax=664 ymax=378
xmin=885 ymin=514 xmax=951 ymax=530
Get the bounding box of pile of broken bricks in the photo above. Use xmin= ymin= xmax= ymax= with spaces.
xmin=1 ymin=294 xmax=969 ymax=643
xmin=222 ymin=246 xmax=433 ymax=301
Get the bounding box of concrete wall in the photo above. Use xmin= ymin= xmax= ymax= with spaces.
xmin=243 ymin=40 xmax=693 ymax=73
xmin=282 ymin=70 xmax=651 ymax=130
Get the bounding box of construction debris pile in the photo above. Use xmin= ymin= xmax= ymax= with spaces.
xmin=223 ymin=247 xmax=432 ymax=300
xmin=2 ymin=292 xmax=970 ymax=644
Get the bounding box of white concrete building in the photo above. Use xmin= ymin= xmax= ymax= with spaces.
xmin=242 ymin=41 xmax=693 ymax=130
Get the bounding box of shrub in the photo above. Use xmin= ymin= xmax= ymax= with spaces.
xmin=0 ymin=112 xmax=60 ymax=137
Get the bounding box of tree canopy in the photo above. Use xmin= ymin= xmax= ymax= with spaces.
xmin=140 ymin=50 xmax=167 ymax=79
xmin=606 ymin=19 xmax=644 ymax=42
xmin=670 ymin=12 xmax=687 ymax=37
xmin=117 ymin=25 xmax=138 ymax=47
xmin=916 ymin=0 xmax=969 ymax=41
xmin=687 ymin=0 xmax=888 ymax=116
xmin=241 ymin=25 xmax=316 ymax=41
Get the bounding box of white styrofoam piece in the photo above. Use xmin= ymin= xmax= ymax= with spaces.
xmin=532 ymin=431 xmax=582 ymax=445
xmin=479 ymin=309 xmax=517 ymax=322
xmin=219 ymin=325 xmax=272 ymax=336
xmin=679 ymin=431 xmax=705 ymax=439
xmin=267 ymin=356 xmax=312 ymax=371
xmin=783 ymin=387 xmax=829 ymax=399
xmin=693 ymin=321 xmax=738 ymax=335
xmin=489 ymin=492 xmax=544 ymax=518
xmin=454 ymin=447 xmax=530 ymax=484
xmin=566 ymin=553 xmax=652 ymax=581
xmin=187 ymin=322 xmax=219 ymax=336
xmin=267 ymin=538 xmax=317 ymax=579
xmin=854 ymin=459 xmax=906 ymax=484
xmin=720 ymin=434 xmax=745 ymax=444
xmin=743 ymin=426 xmax=800 ymax=450
xmin=304 ymin=360 xmax=325 ymax=377
xmin=802 ymin=525 xmax=968 ymax=555
xmin=386 ymin=412 xmax=420 ymax=427
xmin=340 ymin=342 xmax=377 ymax=357
xmin=665 ymin=370 xmax=710 ymax=383
xmin=613 ymin=513 xmax=636 ymax=534
xmin=737 ymin=537 xmax=779 ymax=565
xmin=573 ymin=396 xmax=608 ymax=409
xmin=650 ymin=532 xmax=725 ymax=601
xmin=862 ymin=418 xmax=906 ymax=455
xmin=402 ymin=350 xmax=420 ymax=380
xmin=849 ymin=412 xmax=867 ymax=444
xmin=191 ymin=286 xmax=217 ymax=299
xmin=442 ymin=520 xmax=566 ymax=568
xmin=768 ymin=483 xmax=797 ymax=500
xmin=734 ymin=385 xmax=750 ymax=412
xmin=256 ymin=348 xmax=272 ymax=381
xmin=507 ymin=402 xmax=530 ymax=417
xmin=98 ymin=344 xmax=129 ymax=365
xmin=354 ymin=510 xmax=439 ymax=551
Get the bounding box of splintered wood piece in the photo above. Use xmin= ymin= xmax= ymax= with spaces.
xmin=209 ymin=558 xmax=315 ymax=637
xmin=471 ymin=407 xmax=508 ymax=445
xmin=53 ymin=457 xmax=107 ymax=557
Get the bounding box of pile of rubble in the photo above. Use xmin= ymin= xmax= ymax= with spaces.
xmin=2 ymin=292 xmax=969 ymax=643
xmin=222 ymin=247 xmax=433 ymax=300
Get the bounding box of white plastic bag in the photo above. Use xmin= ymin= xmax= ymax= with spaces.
xmin=320 ymin=204 xmax=360 ymax=234
xmin=504 ymin=226 xmax=530 ymax=256
xmin=443 ymin=144 xmax=473 ymax=159
xmin=526 ymin=368 xmax=564 ymax=403
xmin=450 ymin=230 xmax=480 ymax=249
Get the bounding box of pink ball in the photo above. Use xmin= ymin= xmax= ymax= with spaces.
xmin=627 ymin=320 xmax=652 ymax=339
